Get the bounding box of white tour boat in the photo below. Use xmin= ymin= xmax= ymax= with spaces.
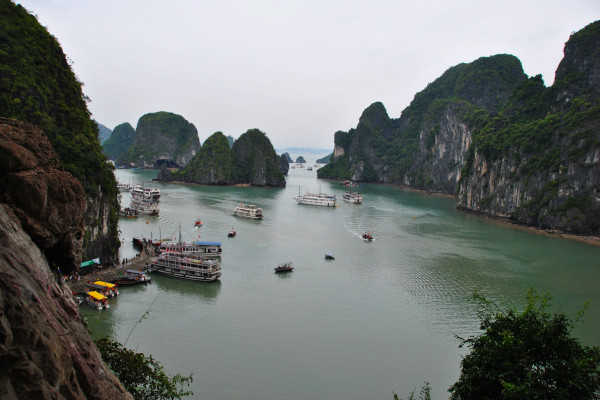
xmin=150 ymin=254 xmax=222 ymax=282
xmin=130 ymin=197 xmax=159 ymax=216
xmin=117 ymin=181 xmax=131 ymax=192
xmin=157 ymin=240 xmax=222 ymax=259
xmin=233 ymin=204 xmax=263 ymax=219
xmin=295 ymin=191 xmax=337 ymax=207
xmin=342 ymin=189 xmax=363 ymax=204
xmin=131 ymin=184 xmax=161 ymax=201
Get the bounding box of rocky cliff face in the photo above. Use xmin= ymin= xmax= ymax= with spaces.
xmin=456 ymin=21 xmax=600 ymax=234
xmin=0 ymin=119 xmax=85 ymax=273
xmin=0 ymin=1 xmax=121 ymax=269
xmin=232 ymin=129 xmax=286 ymax=187
xmin=161 ymin=131 xmax=236 ymax=184
xmin=117 ymin=112 xmax=200 ymax=168
xmin=159 ymin=128 xmax=286 ymax=187
xmin=319 ymin=22 xmax=600 ymax=235
xmin=0 ymin=118 xmax=131 ymax=399
xmin=279 ymin=154 xmax=289 ymax=175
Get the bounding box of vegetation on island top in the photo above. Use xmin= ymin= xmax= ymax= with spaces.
xmin=318 ymin=54 xmax=526 ymax=182
xmin=163 ymin=128 xmax=285 ymax=186
xmin=0 ymin=0 xmax=120 ymax=257
xmin=117 ymin=111 xmax=199 ymax=167
xmin=171 ymin=131 xmax=236 ymax=184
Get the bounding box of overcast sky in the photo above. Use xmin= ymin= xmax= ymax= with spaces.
xmin=16 ymin=0 xmax=599 ymax=150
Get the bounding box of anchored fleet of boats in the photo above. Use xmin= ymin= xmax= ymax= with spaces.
xmin=86 ymin=177 xmax=371 ymax=309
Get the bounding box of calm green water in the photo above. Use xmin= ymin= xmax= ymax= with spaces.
xmin=82 ymin=165 xmax=600 ymax=399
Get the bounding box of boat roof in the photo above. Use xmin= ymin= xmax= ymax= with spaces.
xmin=86 ymin=291 xmax=107 ymax=300
xmin=194 ymin=241 xmax=222 ymax=246
xmin=85 ymin=282 xmax=106 ymax=290
xmin=125 ymin=269 xmax=145 ymax=275
xmin=94 ymin=281 xmax=115 ymax=288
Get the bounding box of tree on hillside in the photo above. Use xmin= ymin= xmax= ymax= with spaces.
xmin=449 ymin=290 xmax=600 ymax=399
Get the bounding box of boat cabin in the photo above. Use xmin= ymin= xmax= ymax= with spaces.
xmin=84 ymin=291 xmax=109 ymax=310
xmin=85 ymin=282 xmax=115 ymax=298
xmin=125 ymin=269 xmax=151 ymax=282
xmin=93 ymin=280 xmax=119 ymax=296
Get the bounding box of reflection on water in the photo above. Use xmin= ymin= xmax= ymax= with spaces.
xmin=151 ymin=273 xmax=222 ymax=299
xmin=90 ymin=167 xmax=600 ymax=400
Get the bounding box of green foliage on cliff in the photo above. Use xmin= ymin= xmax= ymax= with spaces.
xmin=0 ymin=0 xmax=120 ymax=257
xmin=319 ymin=55 xmax=527 ymax=182
xmin=102 ymin=122 xmax=136 ymax=160
xmin=161 ymin=128 xmax=285 ymax=187
xmin=232 ymin=129 xmax=286 ymax=186
xmin=117 ymin=111 xmax=199 ymax=167
xmin=172 ymin=131 xmax=236 ymax=184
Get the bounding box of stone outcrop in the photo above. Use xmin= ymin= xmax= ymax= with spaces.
xmin=0 ymin=118 xmax=85 ymax=273
xmin=319 ymin=22 xmax=600 ymax=235
xmin=117 ymin=112 xmax=200 ymax=168
xmin=279 ymin=154 xmax=289 ymax=175
xmin=160 ymin=131 xmax=236 ymax=184
xmin=159 ymin=128 xmax=286 ymax=187
xmin=232 ymin=129 xmax=286 ymax=187
xmin=0 ymin=118 xmax=132 ymax=399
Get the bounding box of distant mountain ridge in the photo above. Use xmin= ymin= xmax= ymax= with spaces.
xmin=318 ymin=20 xmax=600 ymax=235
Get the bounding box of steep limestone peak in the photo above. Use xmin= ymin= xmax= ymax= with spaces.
xmin=359 ymin=102 xmax=390 ymax=128
xmin=554 ymin=20 xmax=600 ymax=95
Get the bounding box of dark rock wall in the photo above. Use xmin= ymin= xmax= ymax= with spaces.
xmin=0 ymin=119 xmax=131 ymax=399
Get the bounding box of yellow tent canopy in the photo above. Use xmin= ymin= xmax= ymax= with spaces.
xmin=87 ymin=291 xmax=106 ymax=301
xmin=94 ymin=281 xmax=115 ymax=288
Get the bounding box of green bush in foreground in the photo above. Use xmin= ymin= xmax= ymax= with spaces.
xmin=96 ymin=337 xmax=193 ymax=400
xmin=449 ymin=290 xmax=600 ymax=399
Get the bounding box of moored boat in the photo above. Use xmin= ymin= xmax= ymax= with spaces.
xmin=342 ymin=190 xmax=363 ymax=204
xmin=150 ymin=254 xmax=222 ymax=282
xmin=233 ymin=204 xmax=263 ymax=219
xmin=119 ymin=207 xmax=139 ymax=218
xmin=84 ymin=282 xmax=115 ymax=298
xmin=295 ymin=191 xmax=336 ymax=207
xmin=130 ymin=197 xmax=159 ymax=216
xmin=157 ymin=240 xmax=222 ymax=259
xmin=117 ymin=182 xmax=131 ymax=192
xmin=274 ymin=262 xmax=294 ymax=273
xmin=111 ymin=273 xmax=152 ymax=286
xmin=93 ymin=281 xmax=119 ymax=296
xmin=124 ymin=269 xmax=152 ymax=282
xmin=131 ymin=184 xmax=161 ymax=201
xmin=83 ymin=291 xmax=109 ymax=310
